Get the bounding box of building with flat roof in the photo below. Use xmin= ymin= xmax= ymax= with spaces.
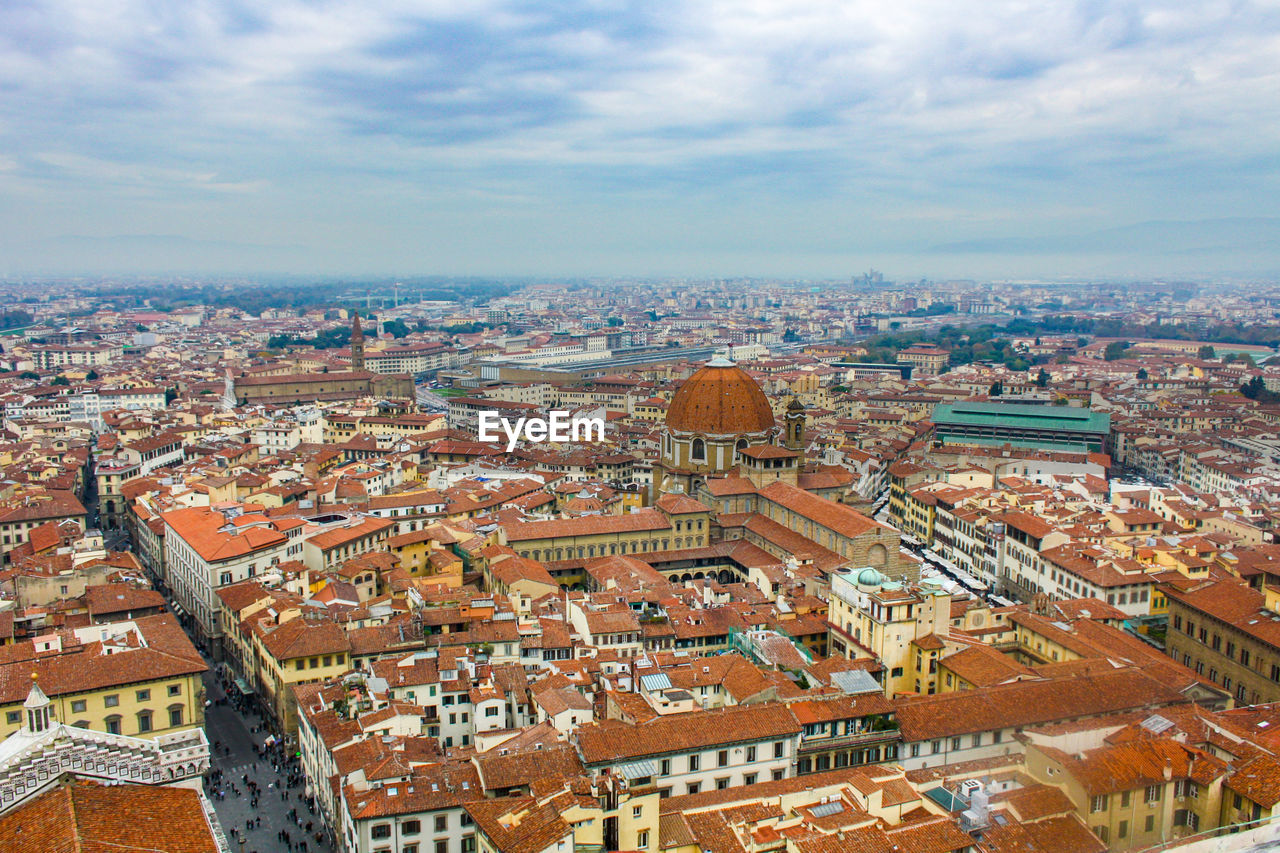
xmin=931 ymin=401 xmax=1110 ymax=454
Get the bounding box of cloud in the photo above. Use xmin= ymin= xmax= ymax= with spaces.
xmin=0 ymin=0 xmax=1277 ymax=276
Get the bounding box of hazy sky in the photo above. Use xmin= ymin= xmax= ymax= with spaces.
xmin=2 ymin=0 xmax=1278 ymax=279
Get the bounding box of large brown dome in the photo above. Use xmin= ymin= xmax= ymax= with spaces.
xmin=665 ymin=356 xmax=775 ymax=436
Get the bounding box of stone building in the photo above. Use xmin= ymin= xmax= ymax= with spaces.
xmin=654 ymin=356 xmax=788 ymax=498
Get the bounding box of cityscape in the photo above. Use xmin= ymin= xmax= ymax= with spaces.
xmin=4 ymin=1 xmax=1280 ymax=853
xmin=1 ymin=276 xmax=1280 ymax=853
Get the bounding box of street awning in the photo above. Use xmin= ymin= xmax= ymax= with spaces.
xmin=233 ymin=677 xmax=255 ymax=695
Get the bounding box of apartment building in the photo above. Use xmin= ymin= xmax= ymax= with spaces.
xmin=161 ymin=505 xmax=305 ymax=655
xmin=893 ymin=669 xmax=1189 ymax=773
xmin=1025 ymin=733 xmax=1225 ymax=850
xmin=574 ymin=703 xmax=801 ymax=797
xmin=826 ymin=567 xmax=952 ymax=696
xmin=0 ymin=615 xmax=205 ymax=741
xmin=0 ymin=489 xmax=88 ymax=566
xmin=1163 ymin=577 xmax=1280 ymax=706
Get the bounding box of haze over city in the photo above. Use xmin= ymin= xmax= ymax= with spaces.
xmin=2 ymin=0 xmax=1278 ymax=278
xmin=9 ymin=5 xmax=1280 ymax=853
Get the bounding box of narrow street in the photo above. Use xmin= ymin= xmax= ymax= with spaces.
xmin=202 ymin=669 xmax=337 ymax=853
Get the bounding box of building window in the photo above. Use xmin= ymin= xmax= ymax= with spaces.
xmin=717 ymin=750 xmax=729 ymax=767
xmin=372 ymin=824 xmax=392 ymax=839
xmin=686 ymin=782 xmax=700 ymax=795
xmin=137 ymin=711 xmax=152 ymax=733
xmin=4 ymin=711 xmax=18 ymax=725
xmin=168 ymin=684 xmax=181 ymax=696
xmin=403 ymin=820 xmax=421 ymax=835
xmin=104 ymin=694 xmax=119 ymax=708
xmin=169 ymin=705 xmax=184 ymax=727
xmin=688 ymin=755 xmax=699 ymax=772
xmin=72 ymin=699 xmax=87 ymax=713
xmin=1091 ymin=795 xmax=1108 ymax=813
xmin=637 ymin=829 xmax=649 ymax=850
xmin=136 ymin=689 xmax=150 ymax=702
xmin=105 ymin=715 xmax=122 ymax=735
xmin=1145 ymin=785 xmax=1161 ymax=803
xmin=773 ymin=741 xmax=784 ymax=758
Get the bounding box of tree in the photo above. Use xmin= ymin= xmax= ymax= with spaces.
xmin=50 ymin=375 xmax=69 ymax=386
xmin=1035 ymin=368 xmax=1050 ymax=388
xmin=989 ymin=381 xmax=1003 ymax=396
xmin=1103 ymin=341 xmax=1131 ymax=361
xmin=85 ymin=369 xmax=99 ymax=381
xmin=606 ymin=317 xmax=623 ymax=326
xmin=381 ymin=319 xmax=411 ymax=338
xmin=1242 ymin=375 xmax=1267 ymax=400
xmin=19 ymin=371 xmax=38 ymax=380
xmin=1198 ymin=345 xmax=1216 ymax=360
xmin=1136 ymin=367 xmax=1148 ymax=380
xmin=0 ymin=310 xmax=33 ymax=329
xmin=164 ymin=387 xmax=178 ymax=405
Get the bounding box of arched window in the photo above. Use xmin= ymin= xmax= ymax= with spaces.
xmin=168 ymin=705 xmax=184 ymax=727
xmin=868 ymin=543 xmax=888 ymax=567
xmin=105 ymin=715 xmax=122 ymax=735
xmin=137 ymin=710 xmax=153 ymax=733
xmin=691 ymin=438 xmax=706 ymax=462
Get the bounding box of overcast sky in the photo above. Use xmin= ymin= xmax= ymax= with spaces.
xmin=2 ymin=0 xmax=1278 ymax=279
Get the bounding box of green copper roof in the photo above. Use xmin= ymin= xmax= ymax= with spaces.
xmin=933 ymin=401 xmax=1110 ymax=434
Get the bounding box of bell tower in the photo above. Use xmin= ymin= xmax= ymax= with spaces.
xmin=784 ymin=397 xmax=806 ymax=451
xmin=350 ymin=311 xmax=366 ymax=372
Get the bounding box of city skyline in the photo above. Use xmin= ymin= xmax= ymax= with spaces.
xmin=2 ymin=1 xmax=1278 ymax=278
